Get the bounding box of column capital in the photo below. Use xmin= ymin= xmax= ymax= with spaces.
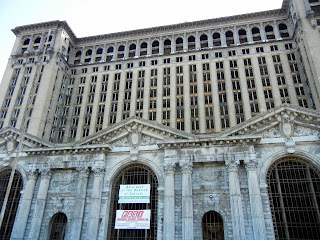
xmin=76 ymin=167 xmax=89 ymax=177
xmin=91 ymin=166 xmax=105 ymax=176
xmin=40 ymin=168 xmax=52 ymax=178
xmin=26 ymin=168 xmax=38 ymax=180
xmin=163 ymin=162 xmax=176 ymax=175
xmin=179 ymin=160 xmax=193 ymax=174
xmin=245 ymin=158 xmax=258 ymax=172
xmin=225 ymin=153 xmax=239 ymax=172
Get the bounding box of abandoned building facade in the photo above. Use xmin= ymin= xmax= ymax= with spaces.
xmin=0 ymin=0 xmax=320 ymax=239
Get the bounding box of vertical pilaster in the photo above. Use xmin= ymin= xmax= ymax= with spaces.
xmin=69 ymin=167 xmax=89 ymax=240
xmin=86 ymin=162 xmax=105 ymax=240
xmin=180 ymin=159 xmax=194 ymax=240
xmin=27 ymin=169 xmax=52 ymax=240
xmin=11 ymin=169 xmax=38 ymax=240
xmin=226 ymin=154 xmax=246 ymax=240
xmin=163 ymin=160 xmax=176 ymax=240
xmin=245 ymin=149 xmax=267 ymax=240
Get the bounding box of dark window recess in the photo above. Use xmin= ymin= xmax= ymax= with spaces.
xmin=202 ymin=211 xmax=224 ymax=240
xmin=49 ymin=213 xmax=67 ymax=240
xmin=0 ymin=169 xmax=23 ymax=240
xmin=267 ymin=157 xmax=320 ymax=240
xmin=108 ymin=164 xmax=158 ymax=240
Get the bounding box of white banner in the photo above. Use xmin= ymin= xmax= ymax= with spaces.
xmin=115 ymin=210 xmax=151 ymax=229
xmin=118 ymin=184 xmax=150 ymax=203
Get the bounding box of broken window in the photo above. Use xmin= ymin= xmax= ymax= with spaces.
xmin=129 ymin=44 xmax=136 ymax=57
xmin=200 ymin=34 xmax=208 ymax=49
xmin=140 ymin=42 xmax=147 ymax=56
xmin=251 ymin=27 xmax=261 ymax=42
xmin=267 ymin=158 xmax=320 ymax=240
xmin=265 ymin=25 xmax=275 ymax=40
xmin=107 ymin=164 xmax=158 ymax=240
xmin=0 ymin=169 xmax=23 ymax=240
xmin=176 ymin=37 xmax=183 ymax=52
xmin=238 ymin=29 xmax=248 ymax=44
xmin=279 ymin=23 xmax=289 ymax=38
xmin=225 ymin=30 xmax=234 ymax=46
xmin=213 ymin=32 xmax=221 ymax=46
xmin=164 ymin=39 xmax=171 ymax=55
xmin=152 ymin=40 xmax=159 ymax=54
xmin=188 ymin=36 xmax=196 ymax=50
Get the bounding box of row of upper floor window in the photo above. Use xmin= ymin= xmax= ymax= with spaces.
xmin=70 ymin=23 xmax=290 ymax=65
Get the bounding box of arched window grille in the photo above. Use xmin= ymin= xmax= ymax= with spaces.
xmin=0 ymin=169 xmax=23 ymax=240
xmin=267 ymin=157 xmax=320 ymax=239
xmin=49 ymin=212 xmax=67 ymax=240
xmin=108 ymin=164 xmax=158 ymax=240
xmin=202 ymin=211 xmax=224 ymax=240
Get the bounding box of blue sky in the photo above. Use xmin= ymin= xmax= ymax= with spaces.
xmin=0 ymin=0 xmax=282 ymax=83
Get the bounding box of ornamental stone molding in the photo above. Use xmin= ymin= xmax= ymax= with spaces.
xmin=40 ymin=168 xmax=52 ymax=178
xmin=76 ymin=167 xmax=89 ymax=177
xmin=179 ymin=160 xmax=193 ymax=174
xmin=163 ymin=162 xmax=176 ymax=175
xmin=225 ymin=153 xmax=240 ymax=172
xmin=277 ymin=112 xmax=295 ymax=139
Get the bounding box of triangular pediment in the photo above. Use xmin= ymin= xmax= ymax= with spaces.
xmin=219 ymin=105 xmax=320 ymax=139
xmin=0 ymin=127 xmax=53 ymax=155
xmin=76 ymin=117 xmax=196 ymax=148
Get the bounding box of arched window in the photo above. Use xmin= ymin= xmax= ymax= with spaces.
xmin=238 ymin=29 xmax=247 ymax=44
xmin=129 ymin=44 xmax=136 ymax=58
xmin=34 ymin=37 xmax=41 ymax=44
xmin=176 ymin=37 xmax=183 ymax=52
xmin=265 ymin=25 xmax=275 ymax=40
xmin=267 ymin=157 xmax=320 ymax=239
xmin=84 ymin=49 xmax=92 ymax=63
xmin=49 ymin=213 xmax=67 ymax=240
xmin=188 ymin=36 xmax=196 ymax=50
xmin=251 ymin=27 xmax=261 ymax=42
xmin=107 ymin=46 xmax=114 ymax=53
xmin=152 ymin=40 xmax=159 ymax=54
xmin=212 ymin=32 xmax=221 ymax=46
xmin=118 ymin=45 xmax=125 ymax=59
xmin=200 ymin=34 xmax=208 ymax=49
xmin=23 ymin=39 xmax=30 ymax=45
xmin=202 ymin=211 xmax=224 ymax=240
xmin=85 ymin=49 xmax=92 ymax=56
xmin=225 ymin=31 xmax=234 ymax=46
xmin=279 ymin=23 xmax=289 ymax=38
xmin=0 ymin=169 xmax=23 ymax=240
xmin=164 ymin=39 xmax=171 ymax=55
xmin=108 ymin=164 xmax=158 ymax=240
xmin=140 ymin=42 xmax=148 ymax=56
xmin=96 ymin=48 xmax=103 ymax=55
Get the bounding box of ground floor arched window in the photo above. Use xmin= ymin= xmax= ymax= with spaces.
xmin=108 ymin=164 xmax=158 ymax=240
xmin=49 ymin=212 xmax=67 ymax=240
xmin=267 ymin=157 xmax=320 ymax=239
xmin=202 ymin=211 xmax=224 ymax=240
xmin=0 ymin=169 xmax=23 ymax=240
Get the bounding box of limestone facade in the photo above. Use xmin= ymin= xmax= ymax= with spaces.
xmin=0 ymin=0 xmax=320 ymax=239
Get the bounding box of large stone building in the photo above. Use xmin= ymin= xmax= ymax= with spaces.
xmin=0 ymin=0 xmax=320 ymax=239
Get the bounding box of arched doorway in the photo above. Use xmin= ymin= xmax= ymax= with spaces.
xmin=0 ymin=169 xmax=23 ymax=240
xmin=108 ymin=164 xmax=158 ymax=239
xmin=49 ymin=212 xmax=67 ymax=240
xmin=267 ymin=156 xmax=320 ymax=239
xmin=202 ymin=211 xmax=224 ymax=240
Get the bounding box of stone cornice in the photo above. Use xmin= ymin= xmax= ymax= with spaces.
xmin=11 ymin=20 xmax=77 ymax=42
xmin=11 ymin=1 xmax=289 ymax=45
xmin=24 ymin=144 xmax=111 ymax=156
xmin=158 ymin=135 xmax=261 ymax=149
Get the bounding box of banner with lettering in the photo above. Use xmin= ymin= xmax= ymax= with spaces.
xmin=115 ymin=210 xmax=151 ymax=229
xmin=118 ymin=184 xmax=150 ymax=203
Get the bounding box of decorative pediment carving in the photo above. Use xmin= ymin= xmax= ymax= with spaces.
xmin=0 ymin=127 xmax=53 ymax=158
xmin=220 ymin=105 xmax=320 ymax=139
xmin=77 ymin=117 xmax=195 ymax=147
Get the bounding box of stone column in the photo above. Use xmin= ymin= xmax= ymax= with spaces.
xmin=273 ymin=21 xmax=282 ymax=40
xmin=27 ymin=169 xmax=52 ymax=240
xmin=260 ymin=23 xmax=267 ymax=42
xmin=86 ymin=163 xmax=105 ymax=240
xmin=11 ymin=169 xmax=38 ymax=240
xmin=180 ymin=159 xmax=194 ymax=240
xmin=171 ymin=35 xmax=176 ymax=54
xmin=163 ymin=160 xmax=176 ymax=240
xmin=247 ymin=25 xmax=254 ymax=44
xmin=245 ymin=149 xmax=267 ymax=240
xmin=69 ymin=167 xmax=89 ymax=240
xmin=226 ymin=154 xmax=246 ymax=240
xmin=208 ymin=30 xmax=213 ymax=48
xmin=234 ymin=26 xmax=240 ymax=45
